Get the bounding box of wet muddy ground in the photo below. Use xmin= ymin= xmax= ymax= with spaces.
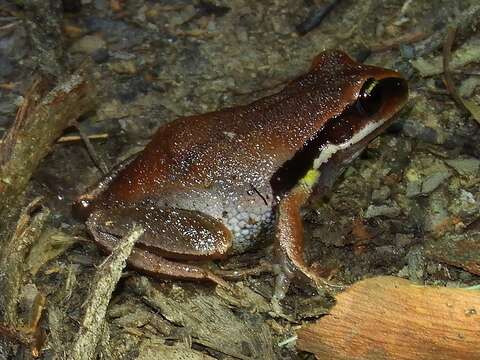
xmin=1 ymin=0 xmax=480 ymax=359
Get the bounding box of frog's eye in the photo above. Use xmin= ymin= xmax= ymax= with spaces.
xmin=356 ymin=79 xmax=382 ymax=116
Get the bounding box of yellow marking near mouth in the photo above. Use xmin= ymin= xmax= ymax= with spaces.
xmin=299 ymin=168 xmax=320 ymax=189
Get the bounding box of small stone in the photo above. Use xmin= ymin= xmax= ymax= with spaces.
xmin=70 ymin=34 xmax=106 ymax=54
xmin=403 ymin=245 xmax=425 ymax=281
xmin=395 ymin=233 xmax=415 ymax=247
xmin=459 ymin=77 xmax=480 ymax=98
xmin=109 ymin=60 xmax=137 ymax=75
xmin=91 ymin=48 xmax=109 ymax=63
xmin=402 ymin=119 xmax=439 ymax=144
xmin=421 ymin=171 xmax=451 ymax=194
xmin=424 ymin=192 xmax=449 ymax=232
xmin=0 ymin=56 xmax=14 ymax=77
xmin=365 ymin=202 xmax=401 ymax=219
xmin=445 ymin=158 xmax=480 ymax=176
xmin=371 ymin=186 xmax=391 ymax=203
xmin=406 ymin=180 xmax=422 ymax=198
xmin=375 ymin=245 xmax=396 ymax=256
xmin=448 ymin=189 xmax=479 ymax=220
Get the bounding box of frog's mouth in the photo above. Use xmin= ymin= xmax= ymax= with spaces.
xmin=271 ymin=76 xmax=408 ymax=195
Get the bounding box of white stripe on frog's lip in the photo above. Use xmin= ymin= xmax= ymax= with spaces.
xmin=312 ymin=118 xmax=386 ymax=170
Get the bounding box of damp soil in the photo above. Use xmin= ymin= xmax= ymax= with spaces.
xmin=1 ymin=0 xmax=480 ymax=359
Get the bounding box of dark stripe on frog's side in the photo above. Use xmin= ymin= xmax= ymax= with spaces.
xmin=270 ymin=77 xmax=408 ymax=198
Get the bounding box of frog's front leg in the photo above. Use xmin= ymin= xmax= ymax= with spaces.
xmin=273 ymin=169 xmax=338 ymax=301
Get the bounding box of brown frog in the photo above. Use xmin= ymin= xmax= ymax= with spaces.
xmin=73 ymin=50 xmax=408 ymax=299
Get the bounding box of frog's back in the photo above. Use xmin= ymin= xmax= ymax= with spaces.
xmin=96 ymin=51 xmax=383 ymax=206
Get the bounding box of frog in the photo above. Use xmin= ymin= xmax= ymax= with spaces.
xmin=73 ymin=50 xmax=408 ymax=300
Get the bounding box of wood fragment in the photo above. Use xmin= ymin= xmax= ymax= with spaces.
xmin=370 ymin=31 xmax=428 ymax=52
xmin=425 ymin=231 xmax=480 ymax=276
xmin=74 ymin=124 xmax=109 ymax=175
xmin=0 ymin=133 xmax=109 ymax=144
xmin=129 ymin=278 xmax=275 ymax=360
xmin=0 ymin=66 xmax=97 ymax=247
xmin=0 ymin=199 xmax=48 ymax=357
xmin=68 ymin=226 xmax=144 ymax=360
xmin=296 ymin=0 xmax=342 ymax=35
xmin=0 ymin=198 xmax=48 ymax=325
xmin=56 ymin=133 xmax=109 ymax=143
xmin=297 ymin=276 xmax=480 ymax=360
xmin=412 ymin=4 xmax=480 ymax=57
xmin=0 ymin=324 xmax=36 ymax=351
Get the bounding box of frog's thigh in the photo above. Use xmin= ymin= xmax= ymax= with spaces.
xmin=88 ymin=206 xmax=233 ymax=260
xmin=89 ymin=223 xmax=228 ymax=286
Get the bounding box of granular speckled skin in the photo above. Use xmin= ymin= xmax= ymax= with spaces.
xmin=74 ymin=50 xmax=408 ymax=279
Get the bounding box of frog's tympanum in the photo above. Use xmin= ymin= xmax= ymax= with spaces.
xmin=74 ymin=50 xmax=408 ymax=300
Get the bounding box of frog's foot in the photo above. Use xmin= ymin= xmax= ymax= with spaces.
xmin=129 ymin=246 xmax=231 ymax=289
xmin=212 ymin=259 xmax=273 ymax=280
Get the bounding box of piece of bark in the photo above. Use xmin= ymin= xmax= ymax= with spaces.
xmin=412 ymin=4 xmax=480 ymax=57
xmin=68 ymin=226 xmax=144 ymax=360
xmin=128 ymin=278 xmax=275 ymax=360
xmin=0 ymin=198 xmax=48 ymax=325
xmin=297 ymin=276 xmax=480 ymax=360
xmin=0 ymin=67 xmax=97 ymax=242
xmin=425 ymin=231 xmax=480 ymax=276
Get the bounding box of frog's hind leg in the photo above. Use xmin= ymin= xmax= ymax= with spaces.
xmin=88 ymin=206 xmax=234 ymax=259
xmin=90 ymin=225 xmax=229 ymax=287
xmin=85 ymin=206 xmax=233 ymax=286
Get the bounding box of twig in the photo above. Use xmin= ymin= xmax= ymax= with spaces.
xmin=68 ymin=225 xmax=144 ymax=360
xmin=56 ymin=133 xmax=109 ymax=143
xmin=0 ymin=198 xmax=47 ymax=325
xmin=413 ymin=4 xmax=480 ymax=57
xmin=73 ymin=123 xmax=109 ymax=175
xmin=443 ymin=26 xmax=480 ymax=124
xmin=370 ymin=31 xmax=428 ymax=52
xmin=0 ymin=133 xmax=109 ymax=144
xmin=0 ymin=66 xmax=97 ymax=242
xmin=296 ymin=0 xmax=342 ymax=36
xmin=443 ymin=27 xmax=465 ymax=111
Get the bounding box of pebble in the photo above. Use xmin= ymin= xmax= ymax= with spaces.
xmin=365 ymin=202 xmax=401 ymax=219
xmin=445 ymin=158 xmax=480 ymax=176
xmin=371 ymin=186 xmax=391 ymax=203
xmin=421 ymin=171 xmax=451 ymax=194
xmin=70 ymin=34 xmax=106 ymax=54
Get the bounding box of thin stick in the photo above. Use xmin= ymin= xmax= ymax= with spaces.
xmin=443 ymin=26 xmax=480 ymax=124
xmin=370 ymin=31 xmax=428 ymax=52
xmin=296 ymin=0 xmax=342 ymax=35
xmin=56 ymin=133 xmax=109 ymax=143
xmin=442 ymin=27 xmax=467 ymax=113
xmin=74 ymin=123 xmax=109 ymax=175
